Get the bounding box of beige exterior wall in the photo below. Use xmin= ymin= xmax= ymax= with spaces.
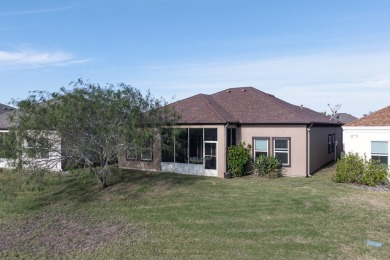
xmin=118 ymin=131 xmax=162 ymax=172
xmin=308 ymin=126 xmax=342 ymax=174
xmin=118 ymin=124 xmax=342 ymax=178
xmin=240 ymin=125 xmax=307 ymax=176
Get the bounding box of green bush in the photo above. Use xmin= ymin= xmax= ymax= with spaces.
xmin=361 ymin=159 xmax=389 ymax=186
xmin=227 ymin=142 xmax=251 ymax=177
xmin=253 ymin=155 xmax=283 ymax=178
xmin=333 ymin=153 xmax=389 ymax=186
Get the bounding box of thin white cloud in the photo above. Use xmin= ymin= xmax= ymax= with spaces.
xmin=127 ymin=50 xmax=390 ymax=117
xmin=0 ymin=6 xmax=74 ymax=16
xmin=0 ymin=48 xmax=89 ymax=68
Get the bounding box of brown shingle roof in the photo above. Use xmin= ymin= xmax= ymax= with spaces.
xmin=345 ymin=105 xmax=390 ymax=126
xmin=172 ymin=87 xmax=335 ymax=125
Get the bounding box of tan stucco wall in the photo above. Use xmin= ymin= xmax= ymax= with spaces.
xmin=118 ymin=132 xmax=162 ymax=172
xmin=240 ymin=125 xmax=307 ymax=176
xmin=308 ymin=126 xmax=342 ymax=174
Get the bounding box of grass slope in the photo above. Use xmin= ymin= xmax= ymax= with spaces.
xmin=0 ymin=165 xmax=389 ymax=259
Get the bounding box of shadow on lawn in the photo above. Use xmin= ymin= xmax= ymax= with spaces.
xmin=27 ymin=166 xmax=205 ymax=209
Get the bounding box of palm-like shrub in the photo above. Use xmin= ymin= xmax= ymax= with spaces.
xmin=253 ymin=155 xmax=283 ymax=178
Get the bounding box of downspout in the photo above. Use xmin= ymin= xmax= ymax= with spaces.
xmin=306 ymin=123 xmax=313 ymax=177
xmin=224 ymin=122 xmax=229 ymax=177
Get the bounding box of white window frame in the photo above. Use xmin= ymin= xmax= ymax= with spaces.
xmin=273 ymin=138 xmax=290 ymax=166
xmin=253 ymin=137 xmax=269 ymax=161
xmin=371 ymin=141 xmax=388 ymax=165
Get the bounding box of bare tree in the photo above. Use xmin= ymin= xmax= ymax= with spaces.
xmin=9 ymin=79 xmax=178 ymax=188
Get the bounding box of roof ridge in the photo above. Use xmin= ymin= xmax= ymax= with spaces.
xmin=255 ymin=89 xmax=310 ymax=123
xmin=346 ymin=105 xmax=390 ymax=126
xmin=199 ymin=94 xmax=227 ymax=122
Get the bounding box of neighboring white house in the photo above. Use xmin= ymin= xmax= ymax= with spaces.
xmin=343 ymin=105 xmax=390 ymax=168
xmin=0 ymin=103 xmax=62 ymax=171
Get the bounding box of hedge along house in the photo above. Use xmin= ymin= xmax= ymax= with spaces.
xmin=119 ymin=87 xmax=343 ymax=177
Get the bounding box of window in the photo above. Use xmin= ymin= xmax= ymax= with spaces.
xmin=227 ymin=128 xmax=236 ymax=147
xmin=126 ymin=143 xmax=137 ymax=160
xmin=161 ymin=128 xmax=175 ymax=162
xmin=328 ymin=134 xmax=332 ymax=153
xmin=253 ymin=138 xmax=269 ymax=160
xmin=0 ymin=132 xmax=16 ymax=159
xmin=26 ymin=136 xmax=50 ymax=159
xmin=189 ymin=128 xmax=203 ymax=164
xmin=331 ymin=134 xmax=335 ymax=152
xmin=371 ymin=141 xmax=388 ymax=165
xmin=161 ymin=128 xmax=218 ymax=166
xmin=141 ymin=139 xmax=153 ymax=161
xmin=273 ymin=138 xmax=290 ymax=166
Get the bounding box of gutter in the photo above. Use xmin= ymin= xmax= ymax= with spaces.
xmin=306 ymin=122 xmax=313 ymax=177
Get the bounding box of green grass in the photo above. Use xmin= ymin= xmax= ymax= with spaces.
xmin=1 ymin=165 xmax=390 ymax=259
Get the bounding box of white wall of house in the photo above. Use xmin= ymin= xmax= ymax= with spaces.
xmin=0 ymin=129 xmax=62 ymax=171
xmin=343 ymin=126 xmax=390 ymax=168
xmin=0 ymin=130 xmax=15 ymax=169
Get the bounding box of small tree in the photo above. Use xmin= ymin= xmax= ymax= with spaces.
xmin=227 ymin=142 xmax=251 ymax=177
xmin=9 ymin=79 xmax=179 ymax=188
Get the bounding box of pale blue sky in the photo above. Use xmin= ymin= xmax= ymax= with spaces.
xmin=1 ymin=0 xmax=389 ymax=117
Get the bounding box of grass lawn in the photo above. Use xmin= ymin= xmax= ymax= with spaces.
xmin=1 ymin=164 xmax=389 ymax=259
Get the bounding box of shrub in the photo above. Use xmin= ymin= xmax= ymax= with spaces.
xmin=333 ymin=153 xmax=389 ymax=186
xmin=227 ymin=142 xmax=251 ymax=177
xmin=334 ymin=153 xmax=364 ymax=183
xmin=253 ymin=155 xmax=283 ymax=178
xmin=361 ymin=159 xmax=389 ymax=186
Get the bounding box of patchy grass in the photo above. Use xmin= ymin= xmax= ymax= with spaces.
xmin=1 ymin=164 xmax=390 ymax=259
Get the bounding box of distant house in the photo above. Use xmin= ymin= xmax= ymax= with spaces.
xmin=0 ymin=103 xmax=16 ymax=168
xmin=0 ymin=103 xmax=62 ymax=171
xmin=333 ymin=113 xmax=358 ymax=124
xmin=119 ymin=87 xmax=342 ymax=177
xmin=343 ymin=105 xmax=390 ymax=168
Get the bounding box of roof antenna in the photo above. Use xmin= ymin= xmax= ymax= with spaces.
xmin=328 ymin=103 xmax=342 ymax=122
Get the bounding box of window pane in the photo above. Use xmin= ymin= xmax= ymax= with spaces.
xmin=126 ymin=144 xmax=137 ymax=160
xmin=189 ymin=128 xmax=203 ymax=164
xmin=205 ymin=156 xmax=216 ymax=169
xmin=161 ymin=128 xmax=174 ymax=162
xmin=371 ymin=155 xmax=388 ymax=165
xmin=275 ymin=152 xmax=288 ymax=164
xmin=255 ymin=151 xmax=268 ymax=158
xmin=372 ymin=141 xmax=388 ymax=154
xmin=204 ymin=128 xmax=217 ymax=141
xmin=175 ymin=129 xmax=188 ymax=163
xmin=275 ymin=140 xmax=288 ymax=150
xmin=255 ymin=139 xmax=268 ymax=151
xmin=227 ymin=128 xmax=236 ymax=147
xmin=141 ymin=148 xmax=152 ymax=161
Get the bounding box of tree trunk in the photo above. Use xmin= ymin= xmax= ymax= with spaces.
xmin=99 ymin=176 xmax=107 ymax=189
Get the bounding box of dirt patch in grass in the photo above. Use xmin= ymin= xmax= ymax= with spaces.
xmin=0 ymin=212 xmax=145 ymax=257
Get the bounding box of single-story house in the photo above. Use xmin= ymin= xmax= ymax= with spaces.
xmin=0 ymin=103 xmax=62 ymax=171
xmin=119 ymin=87 xmax=343 ymax=177
xmin=0 ymin=103 xmax=16 ymax=168
xmin=343 ymin=105 xmax=390 ymax=167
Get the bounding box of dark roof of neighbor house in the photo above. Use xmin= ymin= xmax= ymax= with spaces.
xmin=171 ymin=87 xmax=338 ymax=125
xmin=333 ymin=113 xmax=358 ymax=124
xmin=0 ymin=111 xmax=14 ymax=129
xmin=0 ymin=103 xmax=14 ymax=115
xmin=0 ymin=103 xmax=16 ymax=129
xmin=345 ymin=105 xmax=390 ymax=126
